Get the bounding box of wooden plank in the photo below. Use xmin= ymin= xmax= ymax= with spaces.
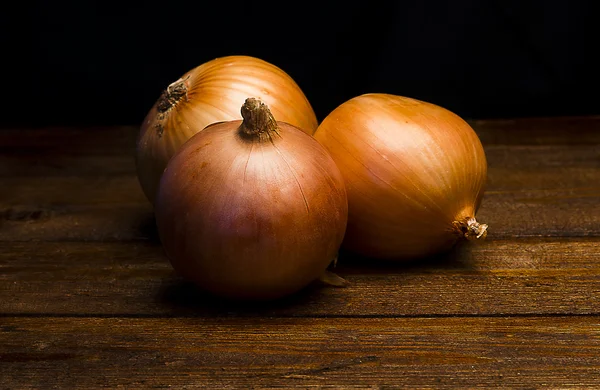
xmin=485 ymin=144 xmax=600 ymax=170
xmin=1 ymin=116 xmax=599 ymax=178
xmin=5 ymin=158 xmax=600 ymax=207
xmin=0 ymin=126 xmax=134 ymax=178
xmin=0 ymin=176 xmax=146 ymax=206
xmin=0 ymin=127 xmax=137 ymax=177
xmin=0 ymin=126 xmax=136 ymax=155
xmin=1 ymin=133 xmax=599 ymax=241
xmin=472 ymin=116 xmax=600 ymax=145
xmin=1 ymin=239 xmax=599 ymax=316
xmin=0 ymin=204 xmax=154 ymax=242
xmin=0 ymin=176 xmax=154 ymax=242
xmin=0 ymin=120 xmax=598 ymax=241
xmin=0 ymin=116 xmax=598 ymax=155
xmin=0 ymin=197 xmax=597 ymax=241
xmin=478 ymin=190 xmax=600 ymax=238
xmin=2 ymin=174 xmax=598 ymax=241
xmin=11 ymin=142 xmax=597 ymax=179
xmin=0 ymin=154 xmax=136 ymax=177
xmin=2 ymin=316 xmax=600 ymax=388
xmin=2 ymin=142 xmax=599 ymax=180
xmin=4 ymin=150 xmax=599 ymax=206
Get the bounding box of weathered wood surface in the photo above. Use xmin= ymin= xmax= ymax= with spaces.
xmin=1 ymin=239 xmax=600 ymax=317
xmin=1 ymin=116 xmax=600 ymax=388
xmin=2 ymin=150 xmax=600 ymax=241
xmin=2 ymin=317 xmax=600 ymax=388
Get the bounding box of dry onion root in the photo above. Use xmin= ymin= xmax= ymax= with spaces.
xmin=155 ymin=98 xmax=348 ymax=300
xmin=136 ymin=55 xmax=318 ymax=205
xmin=314 ymin=93 xmax=488 ymax=260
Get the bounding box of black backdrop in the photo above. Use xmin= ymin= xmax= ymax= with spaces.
xmin=4 ymin=0 xmax=598 ymax=127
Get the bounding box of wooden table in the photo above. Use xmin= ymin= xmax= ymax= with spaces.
xmin=1 ymin=117 xmax=600 ymax=388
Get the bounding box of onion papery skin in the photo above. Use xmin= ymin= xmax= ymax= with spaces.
xmin=136 ymin=55 xmax=318 ymax=205
xmin=155 ymin=99 xmax=347 ymax=300
xmin=313 ymin=93 xmax=488 ymax=260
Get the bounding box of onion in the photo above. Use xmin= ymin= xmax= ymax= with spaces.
xmin=313 ymin=93 xmax=488 ymax=260
xmin=155 ymin=98 xmax=348 ymax=300
xmin=136 ymin=55 xmax=318 ymax=205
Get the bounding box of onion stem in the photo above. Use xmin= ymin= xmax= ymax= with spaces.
xmin=454 ymin=217 xmax=488 ymax=240
xmin=239 ymin=98 xmax=279 ymax=137
xmin=157 ymin=77 xmax=188 ymax=113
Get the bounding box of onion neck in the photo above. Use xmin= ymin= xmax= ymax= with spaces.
xmin=239 ymin=98 xmax=279 ymax=138
xmin=453 ymin=217 xmax=488 ymax=240
xmin=157 ymin=77 xmax=188 ymax=113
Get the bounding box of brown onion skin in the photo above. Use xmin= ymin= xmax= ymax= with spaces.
xmin=155 ymin=100 xmax=347 ymax=300
xmin=136 ymin=55 xmax=318 ymax=205
xmin=314 ymin=93 xmax=487 ymax=260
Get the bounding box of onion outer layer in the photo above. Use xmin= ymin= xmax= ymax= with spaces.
xmin=136 ymin=55 xmax=318 ymax=205
xmin=314 ymin=93 xmax=488 ymax=260
xmin=155 ymin=98 xmax=348 ymax=300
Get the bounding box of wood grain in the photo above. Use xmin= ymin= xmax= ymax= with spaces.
xmin=2 ymin=118 xmax=600 ymax=389
xmin=472 ymin=116 xmax=600 ymax=145
xmin=2 ymin=239 xmax=599 ymax=317
xmin=1 ymin=115 xmax=598 ymax=154
xmin=1 ymin=116 xmax=599 ymax=178
xmin=2 ymin=183 xmax=598 ymax=241
xmin=1 ymin=141 xmax=599 ymax=241
xmin=2 ymin=317 xmax=600 ymax=388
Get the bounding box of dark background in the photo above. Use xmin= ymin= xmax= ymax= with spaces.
xmin=3 ymin=0 xmax=598 ymax=127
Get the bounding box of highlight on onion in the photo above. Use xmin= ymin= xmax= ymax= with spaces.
xmin=136 ymin=55 xmax=318 ymax=205
xmin=313 ymin=93 xmax=488 ymax=260
xmin=155 ymin=98 xmax=348 ymax=300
